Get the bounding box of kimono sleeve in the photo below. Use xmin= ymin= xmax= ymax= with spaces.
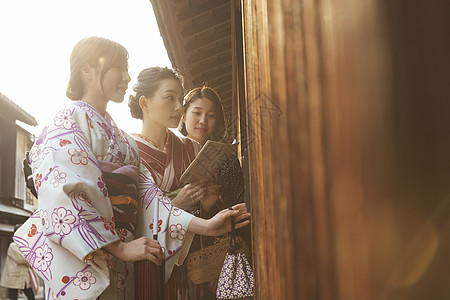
xmin=12 ymin=105 xmax=123 ymax=299
xmin=17 ymin=106 xmax=119 ymax=260
xmin=136 ymin=162 xmax=195 ymax=281
xmin=23 ymin=105 xmax=119 ymax=260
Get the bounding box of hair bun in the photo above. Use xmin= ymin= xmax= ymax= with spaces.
xmin=128 ymin=94 xmax=143 ymax=119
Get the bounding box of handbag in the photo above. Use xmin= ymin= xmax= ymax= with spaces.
xmin=216 ymin=212 xmax=254 ymax=299
xmin=186 ymin=233 xmax=250 ymax=285
xmin=186 ymin=204 xmax=250 ymax=285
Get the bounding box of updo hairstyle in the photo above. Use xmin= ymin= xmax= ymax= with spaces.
xmin=180 ymin=86 xmax=226 ymax=142
xmin=66 ymin=36 xmax=129 ymax=100
xmin=128 ymin=67 xmax=184 ymax=119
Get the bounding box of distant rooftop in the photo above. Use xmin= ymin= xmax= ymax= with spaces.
xmin=0 ymin=92 xmax=38 ymax=126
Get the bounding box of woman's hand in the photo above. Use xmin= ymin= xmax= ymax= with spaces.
xmin=172 ymin=179 xmax=209 ymax=210
xmin=103 ymin=237 xmax=163 ymax=265
xmin=187 ymin=203 xmax=250 ymax=236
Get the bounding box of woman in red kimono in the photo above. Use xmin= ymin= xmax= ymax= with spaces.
xmin=128 ymin=67 xmax=220 ymax=299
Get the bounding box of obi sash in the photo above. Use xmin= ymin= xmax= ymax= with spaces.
xmin=99 ymin=161 xmax=139 ymax=233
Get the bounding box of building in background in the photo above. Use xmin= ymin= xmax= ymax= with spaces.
xmin=0 ymin=92 xmax=37 ymax=282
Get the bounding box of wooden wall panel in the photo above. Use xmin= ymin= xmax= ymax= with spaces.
xmin=241 ymin=0 xmax=450 ymax=299
xmin=241 ymin=1 xmax=275 ymax=298
xmin=242 ymin=0 xmax=341 ymax=298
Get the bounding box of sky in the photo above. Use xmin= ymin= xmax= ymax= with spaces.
xmin=0 ymin=0 xmax=171 ymax=136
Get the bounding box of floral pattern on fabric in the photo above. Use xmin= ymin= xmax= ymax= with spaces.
xmin=136 ymin=167 xmax=195 ymax=281
xmin=216 ymin=252 xmax=254 ymax=299
xmin=73 ymin=270 xmax=96 ymax=290
xmin=54 ymin=108 xmax=75 ymax=130
xmin=51 ymin=207 xmax=76 ymax=236
xmin=169 ymin=224 xmax=186 ymax=241
xmin=28 ymin=224 xmax=38 ymax=237
xmin=97 ymin=176 xmax=109 ymax=197
xmin=33 ymin=243 xmax=53 ymax=273
xmin=68 ymin=148 xmax=89 ymax=165
xmin=101 ymin=216 xmax=116 ymax=235
xmin=116 ymin=272 xmax=127 ymax=291
xmin=50 ymin=169 xmax=67 ymax=188
xmin=14 ymin=101 xmax=195 ymax=299
xmin=149 ymin=219 xmax=163 ymax=233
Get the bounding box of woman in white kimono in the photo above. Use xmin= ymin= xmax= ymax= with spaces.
xmin=13 ymin=36 xmax=250 ymax=300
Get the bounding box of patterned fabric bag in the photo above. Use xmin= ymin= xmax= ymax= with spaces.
xmin=187 ymin=202 xmax=251 ymax=285
xmin=186 ymin=234 xmax=250 ymax=284
xmin=216 ymin=212 xmax=254 ymax=299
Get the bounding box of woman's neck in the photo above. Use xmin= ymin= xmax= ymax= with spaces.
xmin=187 ymin=134 xmax=206 ymax=147
xmin=82 ymin=94 xmax=108 ymax=116
xmin=141 ymin=121 xmax=168 ymax=150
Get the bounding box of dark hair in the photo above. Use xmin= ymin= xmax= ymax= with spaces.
xmin=180 ymin=86 xmax=226 ymax=142
xmin=66 ymin=36 xmax=129 ymax=100
xmin=128 ymin=67 xmax=184 ymax=119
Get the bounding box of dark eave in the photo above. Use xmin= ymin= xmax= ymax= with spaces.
xmin=149 ymin=0 xmax=233 ymax=120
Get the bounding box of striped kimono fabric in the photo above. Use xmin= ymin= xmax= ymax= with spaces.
xmin=132 ymin=131 xmax=201 ymax=300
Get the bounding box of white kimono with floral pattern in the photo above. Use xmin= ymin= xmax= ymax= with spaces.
xmin=13 ymin=101 xmax=194 ymax=300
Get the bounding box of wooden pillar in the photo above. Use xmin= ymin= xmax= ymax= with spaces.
xmin=241 ymin=0 xmax=450 ymax=299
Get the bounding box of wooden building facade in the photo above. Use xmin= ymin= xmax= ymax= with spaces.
xmin=0 ymin=93 xmax=37 ymax=281
xmin=149 ymin=0 xmax=450 ymax=299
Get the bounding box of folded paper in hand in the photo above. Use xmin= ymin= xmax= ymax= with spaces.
xmin=180 ymin=140 xmax=238 ymax=185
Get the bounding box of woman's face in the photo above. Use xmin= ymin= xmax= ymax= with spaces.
xmin=183 ymin=97 xmax=218 ymax=145
xmin=101 ymin=65 xmax=131 ymax=103
xmin=141 ymin=78 xmax=183 ymax=129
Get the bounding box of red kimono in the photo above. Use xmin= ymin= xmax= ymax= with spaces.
xmin=132 ymin=130 xmax=201 ymax=299
xmin=133 ymin=130 xmax=201 ymax=193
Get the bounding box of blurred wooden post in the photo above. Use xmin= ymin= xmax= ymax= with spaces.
xmin=240 ymin=0 xmax=450 ymax=299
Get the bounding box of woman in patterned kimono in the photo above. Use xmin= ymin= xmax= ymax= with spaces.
xmin=128 ymin=67 xmax=222 ymax=299
xmin=180 ymin=86 xmax=252 ymax=299
xmin=13 ymin=37 xmax=250 ymax=300
xmin=180 ymin=86 xmax=245 ymax=213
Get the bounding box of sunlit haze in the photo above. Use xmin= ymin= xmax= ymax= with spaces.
xmin=0 ymin=0 xmax=171 ymax=136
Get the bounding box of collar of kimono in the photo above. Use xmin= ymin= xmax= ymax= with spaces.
xmin=137 ymin=130 xmax=169 ymax=153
